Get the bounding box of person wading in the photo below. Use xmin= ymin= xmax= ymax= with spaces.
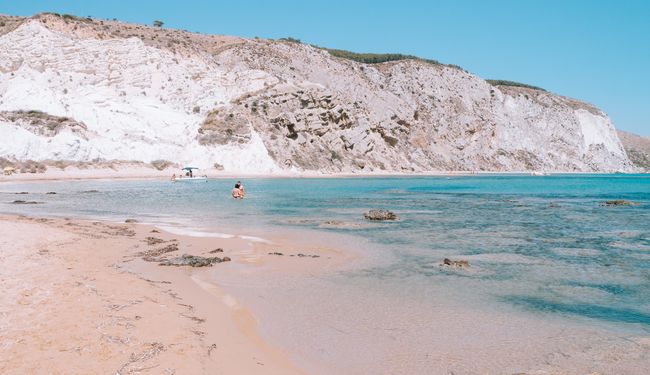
xmin=232 ymin=181 xmax=245 ymax=199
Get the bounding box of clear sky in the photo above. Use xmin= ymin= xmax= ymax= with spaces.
xmin=2 ymin=0 xmax=649 ymax=135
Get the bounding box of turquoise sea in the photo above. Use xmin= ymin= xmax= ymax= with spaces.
xmin=2 ymin=174 xmax=649 ymax=372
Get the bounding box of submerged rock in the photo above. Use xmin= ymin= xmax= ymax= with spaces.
xmin=46 ymin=191 xmax=56 ymax=195
xmin=10 ymin=200 xmax=42 ymax=204
xmin=159 ymin=254 xmax=228 ymax=267
xmin=321 ymin=220 xmax=364 ymax=229
xmin=601 ymin=200 xmax=640 ymax=206
xmin=363 ymin=209 xmax=398 ymax=221
xmin=441 ymin=258 xmax=470 ymax=268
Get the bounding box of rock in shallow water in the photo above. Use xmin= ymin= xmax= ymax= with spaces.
xmin=441 ymin=258 xmax=470 ymax=268
xmin=601 ymin=200 xmax=640 ymax=206
xmin=159 ymin=254 xmax=230 ymax=267
xmin=363 ymin=209 xmax=398 ymax=221
xmin=10 ymin=200 xmax=42 ymax=204
xmin=320 ymin=220 xmax=365 ymax=229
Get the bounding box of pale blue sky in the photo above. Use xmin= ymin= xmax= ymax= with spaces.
xmin=2 ymin=0 xmax=649 ymax=135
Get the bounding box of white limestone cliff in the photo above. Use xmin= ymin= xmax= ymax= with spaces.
xmin=0 ymin=15 xmax=636 ymax=173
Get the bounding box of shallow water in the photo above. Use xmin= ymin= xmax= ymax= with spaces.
xmin=2 ymin=175 xmax=649 ymax=373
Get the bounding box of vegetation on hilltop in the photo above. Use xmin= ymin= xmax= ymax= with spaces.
xmin=277 ymin=36 xmax=463 ymax=70
xmin=486 ymin=80 xmax=546 ymax=92
xmin=322 ymin=48 xmax=440 ymax=65
xmin=279 ymin=37 xmax=301 ymax=43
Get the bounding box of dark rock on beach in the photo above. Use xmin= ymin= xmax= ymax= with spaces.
xmin=140 ymin=243 xmax=179 ymax=262
xmin=268 ymin=252 xmax=284 ymax=256
xmin=441 ymin=258 xmax=470 ymax=268
xmin=601 ymin=200 xmax=640 ymax=206
xmin=159 ymin=254 xmax=228 ymax=267
xmin=209 ymin=248 xmax=224 ymax=254
xmin=125 ymin=218 xmax=139 ymax=223
xmin=145 ymin=236 xmax=165 ymax=245
xmin=363 ymin=209 xmax=398 ymax=221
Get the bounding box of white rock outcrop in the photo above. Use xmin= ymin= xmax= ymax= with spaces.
xmin=0 ymin=15 xmax=636 ymax=173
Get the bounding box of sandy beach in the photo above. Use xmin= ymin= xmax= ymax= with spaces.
xmin=0 ymin=214 xmax=355 ymax=374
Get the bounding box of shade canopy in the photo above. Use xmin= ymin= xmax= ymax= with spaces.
xmin=182 ymin=167 xmax=199 ymax=170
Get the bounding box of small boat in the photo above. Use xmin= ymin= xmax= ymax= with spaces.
xmin=172 ymin=167 xmax=208 ymax=182
xmin=531 ymin=171 xmax=549 ymax=176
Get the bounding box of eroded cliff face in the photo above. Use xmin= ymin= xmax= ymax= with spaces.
xmin=617 ymin=130 xmax=650 ymax=171
xmin=0 ymin=14 xmax=636 ymax=173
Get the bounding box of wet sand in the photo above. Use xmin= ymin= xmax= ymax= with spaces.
xmin=0 ymin=214 xmax=354 ymax=374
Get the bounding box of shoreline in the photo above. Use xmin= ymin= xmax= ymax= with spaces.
xmin=0 ymin=213 xmax=358 ymax=374
xmin=1 ymin=165 xmax=645 ymax=184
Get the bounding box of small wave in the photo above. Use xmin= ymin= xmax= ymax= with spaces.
xmin=157 ymin=225 xmax=235 ymax=239
xmin=239 ymin=235 xmax=273 ymax=244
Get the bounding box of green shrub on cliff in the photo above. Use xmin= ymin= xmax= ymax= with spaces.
xmin=321 ymin=48 xmax=442 ymax=65
xmin=486 ymin=80 xmax=546 ymax=91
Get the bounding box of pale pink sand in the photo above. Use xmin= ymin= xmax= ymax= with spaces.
xmin=0 ymin=215 xmax=312 ymax=374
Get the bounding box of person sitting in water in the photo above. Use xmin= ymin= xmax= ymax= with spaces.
xmin=171 ymin=173 xmax=176 ymax=181
xmin=232 ymin=183 xmax=243 ymax=199
xmin=237 ymin=181 xmax=245 ymax=198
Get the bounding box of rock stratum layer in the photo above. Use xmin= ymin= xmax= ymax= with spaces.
xmin=0 ymin=14 xmax=638 ymax=173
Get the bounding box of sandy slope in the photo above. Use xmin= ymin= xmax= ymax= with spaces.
xmin=0 ymin=215 xmax=306 ymax=374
